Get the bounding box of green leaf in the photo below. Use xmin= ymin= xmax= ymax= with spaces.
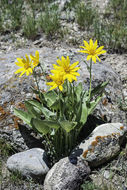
xmin=91 ymin=81 xmax=108 ymax=97
xmin=14 ymin=108 xmax=32 ymax=128
xmin=87 ymin=94 xmax=103 ymax=115
xmin=41 ymin=107 xmax=56 ymax=119
xmin=31 ymin=118 xmax=50 ymax=135
xmin=25 ymin=101 xmax=41 ymax=118
xmin=75 ymin=90 xmax=89 ymax=123
xmin=75 ymin=82 xmax=83 ymax=102
xmin=27 ymin=99 xmax=56 ymax=119
xmin=50 ymin=99 xmax=59 ymax=111
xmin=42 ymin=120 xmax=60 ymax=130
xmin=27 ymin=99 xmax=42 ymax=111
xmin=43 ymin=91 xmax=58 ymax=107
xmin=59 ymin=120 xmax=77 ymax=133
xmin=79 ymin=101 xmax=88 ymax=124
xmin=82 ymin=90 xmax=89 ymax=102
xmin=31 ymin=119 xmax=60 ymax=135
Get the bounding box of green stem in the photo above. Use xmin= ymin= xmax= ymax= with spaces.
xmin=33 ymin=70 xmax=39 ymax=90
xmin=58 ymin=89 xmax=62 ymax=118
xmin=83 ymin=59 xmax=90 ymax=72
xmin=72 ymin=82 xmax=75 ymax=107
xmin=66 ymin=79 xmax=69 ymax=94
xmin=89 ymin=59 xmax=92 ymax=99
xmin=33 ymin=70 xmax=43 ymax=102
xmin=39 ymin=63 xmax=47 ymax=80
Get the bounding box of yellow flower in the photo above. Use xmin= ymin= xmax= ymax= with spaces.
xmin=30 ymin=50 xmax=39 ymax=68
xmin=79 ymin=39 xmax=106 ymax=63
xmin=51 ymin=56 xmax=80 ymax=83
xmin=15 ymin=54 xmax=33 ymax=77
xmin=46 ymin=73 xmax=64 ymax=91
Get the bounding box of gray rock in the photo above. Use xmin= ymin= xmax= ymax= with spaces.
xmin=53 ymin=0 xmax=70 ymax=11
xmin=7 ymin=148 xmax=49 ymax=178
xmin=44 ymin=157 xmax=90 ymax=190
xmin=0 ymin=127 xmax=44 ymax=151
xmin=60 ymin=10 xmax=75 ymax=21
xmin=0 ymin=47 xmax=126 ymax=152
xmin=103 ymin=170 xmax=110 ymax=179
xmin=91 ymin=0 xmax=109 ymax=13
xmin=70 ymin=123 xmax=127 ymax=167
xmin=0 ymin=128 xmax=28 ymax=151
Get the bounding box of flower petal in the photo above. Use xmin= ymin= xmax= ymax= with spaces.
xmin=28 ymin=67 xmax=33 ymax=73
xmin=15 ymin=61 xmax=24 ymax=67
xmin=50 ymin=84 xmax=58 ymax=91
xmin=15 ymin=68 xmax=24 ymax=74
xmin=71 ymin=72 xmax=80 ymax=76
xmin=78 ymin=50 xmax=89 ymax=54
xmin=35 ymin=51 xmax=39 ymax=59
xmin=96 ymin=46 xmax=104 ymax=53
xmin=84 ymin=40 xmax=89 ymax=49
xmin=87 ymin=55 xmax=92 ymax=61
xmin=93 ymin=40 xmax=98 ymax=50
xmin=19 ymin=70 xmax=26 ymax=77
xmin=97 ymin=50 xmax=106 ymax=55
xmin=71 ymin=67 xmax=80 ymax=72
xmin=53 ymin=64 xmax=60 ymax=70
xmin=70 ymin=61 xmax=79 ymax=69
xmin=96 ymin=55 xmax=101 ymax=62
xmin=89 ymin=39 xmax=93 ymax=48
xmin=25 ymin=54 xmax=29 ymax=63
xmin=17 ymin=58 xmax=24 ymax=64
xmin=59 ymin=85 xmax=63 ymax=91
xmin=46 ymin=81 xmax=55 ymax=86
xmin=79 ymin=46 xmax=87 ymax=49
xmin=92 ymin=56 xmax=96 ymax=63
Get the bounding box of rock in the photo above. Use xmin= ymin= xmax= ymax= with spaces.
xmin=0 ymin=47 xmax=126 ymax=152
xmin=60 ymin=11 xmax=75 ymax=21
xmin=7 ymin=148 xmax=49 ymax=178
xmin=103 ymin=170 xmax=110 ymax=179
xmin=70 ymin=123 xmax=127 ymax=167
xmin=0 ymin=128 xmax=28 ymax=151
xmin=0 ymin=126 xmax=44 ymax=151
xmin=44 ymin=157 xmax=90 ymax=190
xmin=91 ymin=0 xmax=110 ymax=13
xmin=33 ymin=39 xmax=42 ymax=46
xmin=53 ymin=0 xmax=70 ymax=11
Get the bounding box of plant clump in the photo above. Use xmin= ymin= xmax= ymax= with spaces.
xmin=14 ymin=39 xmax=107 ymax=164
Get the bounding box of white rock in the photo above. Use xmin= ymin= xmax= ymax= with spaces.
xmin=44 ymin=157 xmax=90 ymax=190
xmin=103 ymin=170 xmax=110 ymax=179
xmin=70 ymin=123 xmax=127 ymax=167
xmin=7 ymin=148 xmax=49 ymax=178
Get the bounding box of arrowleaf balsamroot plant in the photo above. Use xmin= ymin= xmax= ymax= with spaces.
xmin=14 ymin=40 xmax=107 ymax=164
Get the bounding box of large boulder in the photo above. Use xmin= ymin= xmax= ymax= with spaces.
xmin=0 ymin=47 xmax=126 ymax=153
xmin=44 ymin=157 xmax=90 ymax=190
xmin=70 ymin=123 xmax=127 ymax=167
xmin=7 ymin=148 xmax=49 ymax=178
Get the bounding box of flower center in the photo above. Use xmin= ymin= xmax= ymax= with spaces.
xmin=64 ymin=66 xmax=70 ymax=73
xmin=55 ymin=75 xmax=64 ymax=86
xmin=24 ymin=62 xmax=30 ymax=70
xmin=56 ymin=79 xmax=63 ymax=86
xmin=89 ymin=49 xmax=95 ymax=55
